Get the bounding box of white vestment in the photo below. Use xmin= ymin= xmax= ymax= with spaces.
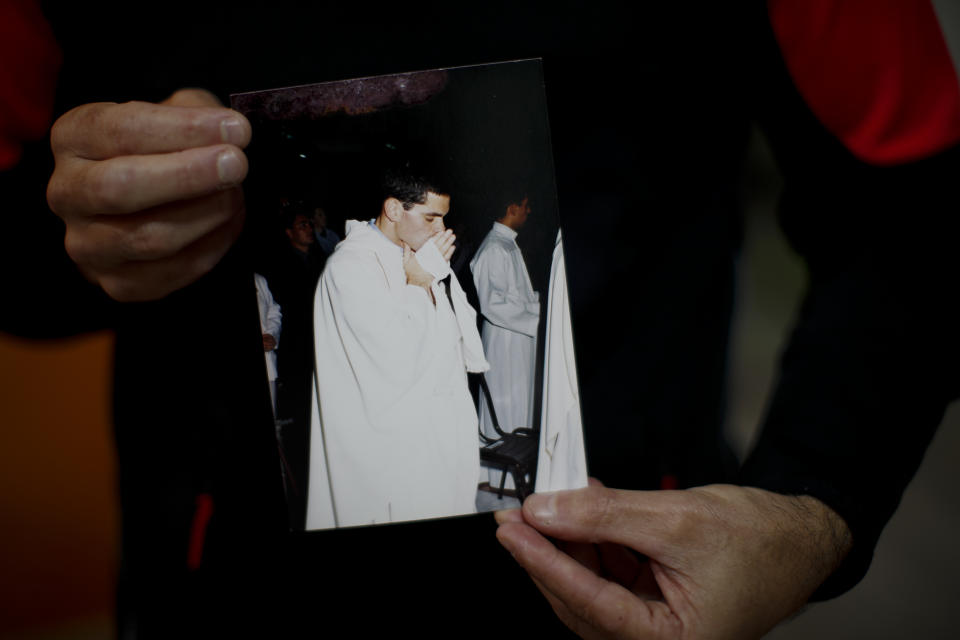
xmin=306 ymin=220 xmax=488 ymax=530
xmin=254 ymin=273 xmax=282 ymax=415
xmin=535 ymin=233 xmax=588 ymax=492
xmin=470 ymin=222 xmax=539 ymax=488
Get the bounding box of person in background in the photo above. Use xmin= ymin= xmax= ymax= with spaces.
xmin=470 ymin=192 xmax=539 ymax=493
xmin=311 ymin=205 xmax=341 ymax=257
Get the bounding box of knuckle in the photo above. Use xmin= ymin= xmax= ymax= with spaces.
xmin=50 ymin=103 xmax=107 ymax=154
xmin=123 ymin=222 xmax=170 ymax=261
xmin=576 ymin=486 xmax=618 ymax=538
xmin=46 ymin=173 xmax=69 ymax=214
xmin=658 ymin=493 xmax=715 ymax=545
xmin=98 ymin=274 xmax=140 ymax=302
xmin=181 ymin=109 xmax=212 ymax=141
xmin=587 ymin=584 xmax=632 ymax=635
xmin=109 ymin=101 xmax=147 ymax=155
xmin=593 ymin=487 xmax=619 ymax=522
xmin=87 ymin=162 xmax=136 ymax=213
xmin=48 ymin=114 xmax=71 ymax=155
xmin=63 ymin=226 xmax=93 ymax=265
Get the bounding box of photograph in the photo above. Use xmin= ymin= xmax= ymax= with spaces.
xmin=232 ymin=60 xmax=588 ymax=531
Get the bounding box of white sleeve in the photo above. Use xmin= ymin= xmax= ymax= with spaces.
xmin=471 ymin=244 xmax=539 ymax=338
xmin=255 ymin=274 xmax=283 ymax=342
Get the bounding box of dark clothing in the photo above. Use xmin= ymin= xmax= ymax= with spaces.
xmin=260 ymin=242 xmax=325 ymax=528
xmin=2 ymin=1 xmax=958 ymax=636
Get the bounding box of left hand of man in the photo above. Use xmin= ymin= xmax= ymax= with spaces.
xmin=402 ymin=242 xmax=435 ymax=290
xmin=495 ymin=482 xmax=852 ymax=640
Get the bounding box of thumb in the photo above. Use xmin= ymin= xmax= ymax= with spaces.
xmin=521 ymin=485 xmax=687 ymax=559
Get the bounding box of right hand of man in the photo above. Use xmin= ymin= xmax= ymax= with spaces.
xmin=495 ymin=482 xmax=852 ymax=640
xmin=46 ymin=89 xmax=252 ymax=301
xmin=432 ymin=228 xmax=456 ymax=263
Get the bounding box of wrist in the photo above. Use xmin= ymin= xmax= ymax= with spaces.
xmin=744 ymin=487 xmax=853 ymax=595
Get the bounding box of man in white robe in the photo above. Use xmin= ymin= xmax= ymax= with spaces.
xmin=470 ymin=195 xmax=540 ymax=491
xmin=307 ymin=169 xmax=488 ymax=530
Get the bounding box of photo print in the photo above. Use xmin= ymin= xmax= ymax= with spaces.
xmin=232 ymin=60 xmax=587 ymax=531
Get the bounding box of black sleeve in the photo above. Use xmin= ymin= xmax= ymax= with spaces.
xmin=736 ymin=0 xmax=960 ymax=597
xmin=739 ymin=144 xmax=960 ymax=599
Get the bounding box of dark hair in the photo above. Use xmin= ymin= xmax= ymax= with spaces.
xmin=380 ymin=161 xmax=449 ymax=210
xmin=496 ymin=184 xmax=530 ymax=218
xmin=282 ymin=201 xmax=313 ymax=230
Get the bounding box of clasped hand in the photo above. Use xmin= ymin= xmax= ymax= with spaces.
xmin=402 ymin=228 xmax=455 ymax=290
xmin=46 ymin=89 xmax=251 ymax=301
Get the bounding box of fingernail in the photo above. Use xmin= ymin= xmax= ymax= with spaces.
xmin=527 ymin=492 xmax=557 ymax=526
xmin=220 ymin=116 xmax=246 ymax=145
xmin=217 ymin=149 xmax=243 ymax=184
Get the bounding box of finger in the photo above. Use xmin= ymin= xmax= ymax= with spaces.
xmin=51 ymin=100 xmax=251 ymax=160
xmin=596 ymin=542 xmax=646 ymax=585
xmin=521 ymin=486 xmax=692 ymax=558
xmin=162 ymin=88 xmax=223 ymax=108
xmin=560 ymin=539 xmax=604 ymax=577
xmin=436 ymin=234 xmax=455 ymax=261
xmin=93 ymin=202 xmax=245 ymax=301
xmin=494 ymin=508 xmax=524 ymax=524
xmin=431 ymin=228 xmax=453 ymax=246
xmin=556 ymin=538 xmax=655 ymax=598
xmin=49 ymin=144 xmax=247 ymax=217
xmin=64 ymin=187 xmax=244 ymax=269
xmin=497 ymin=521 xmax=679 ymax=638
xmin=528 ymin=575 xmax=599 ymax=640
xmin=439 ymin=229 xmax=455 ymax=250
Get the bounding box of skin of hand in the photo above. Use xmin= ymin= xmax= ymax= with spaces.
xmin=46 ymin=88 xmax=252 ymax=301
xmin=262 ymin=334 xmax=276 ymax=351
xmin=401 ymin=229 xmax=456 ymax=289
xmin=495 ymin=482 xmax=852 ymax=640
xmin=432 ymin=228 xmax=456 ymax=262
xmin=402 ymin=241 xmax=435 ymax=290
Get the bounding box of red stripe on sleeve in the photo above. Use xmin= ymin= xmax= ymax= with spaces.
xmin=0 ymin=0 xmax=61 ymax=170
xmin=768 ymin=0 xmax=960 ymax=165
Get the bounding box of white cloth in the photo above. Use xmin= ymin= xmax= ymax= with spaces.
xmin=470 ymin=221 xmax=539 ymax=488
xmin=306 ymin=220 xmax=488 ymax=530
xmin=254 ymin=273 xmax=282 ymax=381
xmin=535 ymin=233 xmax=588 ymax=492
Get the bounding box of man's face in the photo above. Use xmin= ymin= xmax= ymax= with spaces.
xmin=286 ymin=214 xmax=315 ymax=250
xmin=506 ymin=196 xmax=531 ymax=229
xmin=515 ymin=197 xmax=531 ymax=228
xmin=397 ymin=192 xmax=450 ymax=251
